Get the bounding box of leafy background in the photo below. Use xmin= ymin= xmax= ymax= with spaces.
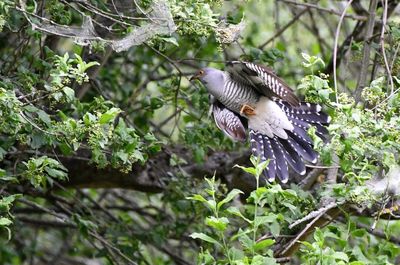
xmin=0 ymin=0 xmax=400 ymax=264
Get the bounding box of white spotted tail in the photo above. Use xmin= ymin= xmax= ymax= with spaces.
xmin=249 ymin=99 xmax=330 ymax=183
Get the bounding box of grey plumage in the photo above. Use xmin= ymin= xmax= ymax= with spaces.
xmin=192 ymin=61 xmax=330 ymax=183
xmin=212 ymin=100 xmax=247 ymax=142
xmin=227 ymin=61 xmax=300 ymax=106
xmin=221 ymin=73 xmax=259 ymax=113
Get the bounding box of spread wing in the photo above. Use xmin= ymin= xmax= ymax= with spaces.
xmin=226 ymin=61 xmax=300 ymax=106
xmin=212 ymin=100 xmax=247 ymax=142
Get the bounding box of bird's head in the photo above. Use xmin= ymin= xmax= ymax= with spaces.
xmin=190 ymin=67 xmax=225 ymax=90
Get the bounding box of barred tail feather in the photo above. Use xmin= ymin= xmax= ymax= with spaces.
xmin=292 ymin=121 xmax=312 ymax=144
xmin=287 ymin=131 xmax=318 ymax=163
xmin=314 ymin=123 xmax=329 ymax=143
xmin=289 ymin=116 xmax=329 ymax=143
xmin=262 ymin=137 xmax=277 ymax=182
xmin=250 ymin=130 xmax=263 ymax=156
xmin=277 ymin=100 xmax=330 ymax=141
xmin=270 ymin=138 xmax=289 ymax=182
xmin=276 ymin=100 xmax=330 ymax=124
xmin=291 ymin=112 xmax=330 ymax=124
xmin=278 ymin=138 xmax=306 ymax=175
xmin=250 ymin=130 xmax=278 ymax=182
xmin=247 ymin=100 xmax=329 ymax=183
xmin=250 ymin=130 xmax=294 ymax=183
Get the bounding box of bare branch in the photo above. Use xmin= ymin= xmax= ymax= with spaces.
xmin=278 ymin=0 xmax=368 ymax=21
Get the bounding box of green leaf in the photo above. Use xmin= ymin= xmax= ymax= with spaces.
xmin=187 ymin=194 xmax=207 ymax=203
xmin=63 ymin=87 xmax=75 ymax=102
xmin=161 ymin=37 xmax=179 ymax=46
xmin=83 ymin=113 xmax=96 ymax=125
xmin=217 ymin=189 xmax=243 ymax=210
xmin=313 ymin=228 xmax=324 ymax=243
xmin=82 ymin=61 xmax=100 ymax=72
xmin=206 ymin=199 xmax=217 ymax=212
xmin=255 ymin=159 xmax=269 ymax=177
xmin=30 ymin=132 xmax=46 ymax=149
xmin=0 ymin=217 xmax=12 ymax=227
xmin=0 ymin=147 xmax=6 ymax=161
xmin=99 ymin=108 xmax=121 ymax=124
xmin=226 ymin=206 xmax=251 ymax=223
xmin=318 ymin=88 xmax=331 ymax=101
xmin=74 ymin=215 xmax=98 ymax=237
xmin=115 ymin=151 xmax=129 ymax=163
xmin=44 ymin=167 xmax=67 ymax=180
xmin=253 ymin=239 xmax=275 ymax=251
xmin=349 ymin=262 xmax=365 ymax=265
xmin=254 ymin=214 xmax=277 ymax=227
xmin=301 ymin=52 xmax=311 ymax=62
xmin=234 ymin=164 xmax=256 ymax=176
xmin=313 ymin=76 xmax=327 ymax=90
xmin=238 ymin=233 xmax=253 ymax=251
xmin=0 ymin=194 xmax=22 ymax=211
xmin=301 ymin=241 xmax=314 ymax=250
xmin=331 ymin=251 xmax=349 ymax=262
xmin=37 ymin=110 xmax=51 ymax=125
xmin=190 ymin=232 xmax=221 ymax=246
xmin=205 ymin=216 xmax=229 ymax=231
xmin=251 ymin=255 xmax=277 ymax=265
xmin=198 ymin=249 xmax=216 ymax=264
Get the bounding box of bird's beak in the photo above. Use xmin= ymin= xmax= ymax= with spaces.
xmin=190 ymin=74 xmax=200 ymax=81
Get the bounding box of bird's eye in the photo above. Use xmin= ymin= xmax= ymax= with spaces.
xmin=199 ymin=70 xmax=204 ymax=75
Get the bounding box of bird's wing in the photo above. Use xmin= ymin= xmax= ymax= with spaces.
xmin=226 ymin=61 xmax=300 ymax=106
xmin=212 ymin=100 xmax=247 ymax=142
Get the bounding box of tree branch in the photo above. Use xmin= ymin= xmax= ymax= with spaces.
xmin=354 ymin=0 xmax=378 ymax=102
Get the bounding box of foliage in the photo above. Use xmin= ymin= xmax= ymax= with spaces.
xmin=168 ymin=0 xmax=220 ymax=36
xmin=189 ymin=158 xmax=315 ymax=264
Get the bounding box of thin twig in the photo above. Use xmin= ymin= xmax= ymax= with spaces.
xmin=371 ymin=86 xmax=400 ymax=110
xmin=17 ymin=216 xmax=77 ymax=228
xmin=278 ymin=0 xmax=368 ymax=21
xmin=281 ymin=210 xmax=325 ymax=256
xmin=379 ymin=0 xmax=395 ymax=95
xmin=355 ymin=0 xmax=378 ymax=102
xmin=305 ymin=164 xmax=340 ymax=169
xmin=289 ymin=201 xmax=338 ymax=229
xmin=259 ymin=8 xmax=309 ymax=49
xmin=389 ymin=43 xmax=400 ymax=75
xmin=338 ymin=217 xmax=400 ymax=245
xmin=333 ymin=0 xmax=354 ymax=104
xmin=19 ymin=111 xmax=58 ymax=136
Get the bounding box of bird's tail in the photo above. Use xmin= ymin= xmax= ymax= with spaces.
xmin=250 ymin=100 xmax=330 ymax=183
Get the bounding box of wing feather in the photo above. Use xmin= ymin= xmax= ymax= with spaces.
xmin=212 ymin=101 xmax=247 ymax=142
xmin=226 ymin=61 xmax=300 ymax=106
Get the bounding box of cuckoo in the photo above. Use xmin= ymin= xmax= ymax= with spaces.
xmin=190 ymin=61 xmax=330 ymax=183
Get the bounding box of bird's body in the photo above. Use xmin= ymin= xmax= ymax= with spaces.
xmin=210 ymin=71 xmax=294 ymax=140
xmin=220 ymin=73 xmax=259 ymax=113
xmin=191 ymin=61 xmax=330 ymax=183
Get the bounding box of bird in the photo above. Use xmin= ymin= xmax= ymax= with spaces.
xmin=190 ymin=61 xmax=330 ymax=183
